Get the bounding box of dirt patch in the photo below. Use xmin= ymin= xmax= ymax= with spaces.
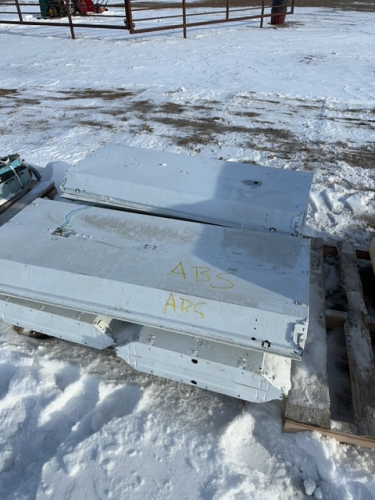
xmin=359 ymin=215 xmax=375 ymax=234
xmin=338 ymin=145 xmax=375 ymax=170
xmin=79 ymin=120 xmax=115 ymax=129
xmin=4 ymin=87 xmax=373 ymax=171
xmin=326 ymin=116 xmax=375 ymax=130
xmin=0 ymin=89 xmax=40 ymax=106
xmin=285 ymin=141 xmax=374 ymax=170
xmin=229 ymin=111 xmax=262 ymax=118
xmin=57 ymin=89 xmax=138 ymax=100
xmin=132 ymin=99 xmax=158 ymax=114
xmin=14 ymin=98 xmax=42 ymax=106
xmin=158 ymin=103 xmax=186 ymax=114
xmin=298 ymin=104 xmax=320 ymax=110
xmin=0 ymin=89 xmax=19 ymax=97
xmin=174 ymin=133 xmax=214 ymax=148
xmin=152 ymin=114 xmax=296 ymax=141
xmin=251 ymin=126 xmax=295 ymax=141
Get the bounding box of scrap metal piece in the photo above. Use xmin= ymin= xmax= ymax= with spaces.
xmin=60 ymin=145 xmax=313 ymax=236
xmin=0 ymin=198 xmax=310 ymax=359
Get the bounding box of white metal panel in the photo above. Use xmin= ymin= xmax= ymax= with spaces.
xmin=0 ymin=198 xmax=310 ymax=358
xmin=114 ymin=324 xmax=284 ymax=402
xmin=0 ymin=295 xmax=285 ymax=402
xmin=60 ymin=145 xmax=313 ymax=236
xmin=0 ymin=294 xmax=114 ymax=349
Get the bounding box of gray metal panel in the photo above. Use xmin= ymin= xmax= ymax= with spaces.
xmin=0 ymin=295 xmax=114 ymax=349
xmin=60 ymin=145 xmax=313 ymax=236
xmin=0 ymin=198 xmax=310 ymax=358
xmin=114 ymin=324 xmax=283 ymax=402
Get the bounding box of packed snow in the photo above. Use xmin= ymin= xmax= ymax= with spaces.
xmin=0 ymin=4 xmax=375 ymax=500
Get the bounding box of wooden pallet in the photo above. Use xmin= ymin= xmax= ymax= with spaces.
xmin=284 ymin=238 xmax=375 ymax=449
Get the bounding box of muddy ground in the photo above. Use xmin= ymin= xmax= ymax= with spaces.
xmin=2 ymin=86 xmax=374 ymax=171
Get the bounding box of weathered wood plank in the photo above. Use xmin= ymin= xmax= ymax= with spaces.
xmin=0 ymin=180 xmax=55 ymax=227
xmin=284 ymin=419 xmax=375 ymax=450
xmin=337 ymin=240 xmax=375 ymax=438
xmin=325 ymin=309 xmax=375 ymax=334
xmin=323 ymin=241 xmax=370 ymax=260
xmin=285 ymin=238 xmax=331 ymax=429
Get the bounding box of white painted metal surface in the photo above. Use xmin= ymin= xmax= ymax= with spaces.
xmin=60 ymin=145 xmax=313 ymax=236
xmin=0 ymin=198 xmax=310 ymax=359
xmin=0 ymin=291 xmax=288 ymax=402
xmin=0 ymin=294 xmax=286 ymax=401
xmin=0 ymin=294 xmax=114 ymax=349
xmin=114 ymin=324 xmax=284 ymax=402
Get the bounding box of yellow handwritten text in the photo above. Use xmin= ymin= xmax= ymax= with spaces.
xmin=166 ymin=262 xmax=234 ymax=290
xmin=163 ymin=293 xmax=205 ymax=319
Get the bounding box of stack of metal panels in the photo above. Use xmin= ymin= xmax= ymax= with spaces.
xmin=0 ymin=146 xmax=313 ymax=403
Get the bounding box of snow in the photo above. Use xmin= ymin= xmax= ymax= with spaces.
xmin=304 ymin=479 xmax=317 ymax=496
xmin=1 ymin=5 xmax=375 ymax=500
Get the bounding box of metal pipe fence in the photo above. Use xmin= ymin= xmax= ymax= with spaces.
xmin=0 ymin=0 xmax=295 ymax=39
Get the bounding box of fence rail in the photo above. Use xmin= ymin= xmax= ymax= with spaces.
xmin=0 ymin=0 xmax=295 ymax=38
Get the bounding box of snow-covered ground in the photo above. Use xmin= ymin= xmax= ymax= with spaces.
xmin=0 ymin=6 xmax=375 ymax=500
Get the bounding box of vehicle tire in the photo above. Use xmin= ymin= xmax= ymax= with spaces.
xmin=69 ymin=4 xmax=77 ymax=14
xmin=48 ymin=5 xmax=57 ymax=17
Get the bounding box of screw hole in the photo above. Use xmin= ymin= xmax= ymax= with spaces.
xmin=191 ymin=380 xmax=197 ymax=385
xmin=191 ymin=359 xmax=198 ymax=364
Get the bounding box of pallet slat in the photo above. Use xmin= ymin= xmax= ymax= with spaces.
xmin=284 ymin=420 xmax=375 ymax=449
xmin=337 ymin=240 xmax=375 ymax=438
xmin=325 ymin=309 xmax=375 ymax=334
xmin=285 ymin=238 xmax=375 ymax=448
xmin=284 ymin=238 xmax=331 ymax=429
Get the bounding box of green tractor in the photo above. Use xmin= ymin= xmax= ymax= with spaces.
xmin=39 ymin=0 xmax=67 ymax=18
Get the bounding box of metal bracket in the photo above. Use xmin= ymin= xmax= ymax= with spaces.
xmin=292 ymin=322 xmax=307 ymax=350
xmin=93 ymin=317 xmax=113 ymax=336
